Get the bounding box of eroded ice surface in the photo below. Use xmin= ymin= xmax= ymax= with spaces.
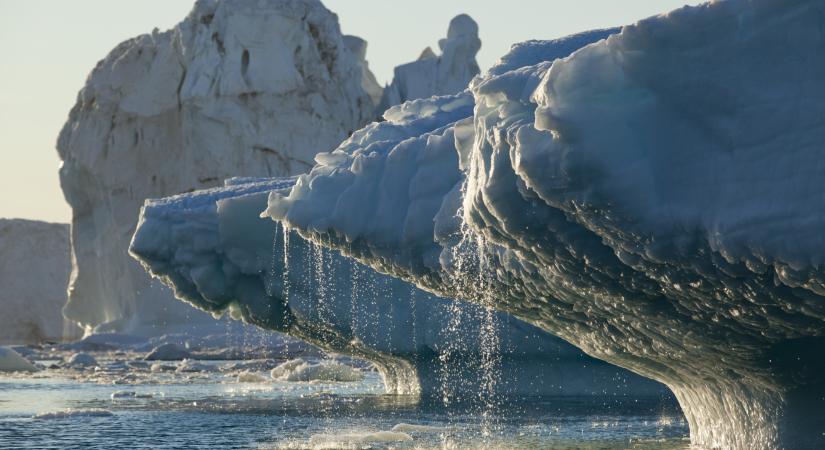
xmin=131 ymin=175 xmax=666 ymax=399
xmin=57 ymin=0 xmax=374 ymax=336
xmin=261 ymin=0 xmax=825 ymax=448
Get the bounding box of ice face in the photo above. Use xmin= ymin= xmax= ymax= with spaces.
xmin=262 ymin=0 xmax=825 ymax=447
xmin=130 ymin=176 xmax=667 ymax=399
xmin=376 ymin=15 xmax=482 ymax=114
xmin=0 ymin=219 xmax=76 ymax=344
xmin=56 ymin=0 xmax=374 ymax=335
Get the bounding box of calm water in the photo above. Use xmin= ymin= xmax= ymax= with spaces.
xmin=0 ymin=353 xmax=689 ymax=449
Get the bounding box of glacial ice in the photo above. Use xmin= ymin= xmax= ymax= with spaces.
xmin=57 ymin=0 xmax=374 ymax=335
xmin=0 ymin=219 xmax=75 ymax=344
xmin=131 ymin=175 xmax=664 ymax=398
xmin=270 ymin=358 xmax=364 ymax=383
xmin=0 ymin=347 xmax=39 ymax=372
xmin=259 ymin=0 xmax=825 ymax=448
xmin=376 ymin=14 xmax=481 ymax=114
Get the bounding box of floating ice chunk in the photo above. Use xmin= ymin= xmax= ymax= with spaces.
xmin=110 ymin=390 xmax=153 ymax=399
xmin=144 ymin=343 xmax=192 ymax=361
xmin=33 ymin=409 xmax=113 ymax=420
xmin=175 ymin=359 xmax=215 ymax=373
xmin=236 ymin=371 xmax=269 ymax=383
xmin=64 ymin=353 xmax=98 ymax=368
xmin=308 ymin=430 xmax=414 ymax=446
xmin=0 ymin=347 xmax=39 ymax=372
xmin=391 ymin=423 xmax=450 ymax=433
xmin=270 ymin=359 xmax=364 ymax=383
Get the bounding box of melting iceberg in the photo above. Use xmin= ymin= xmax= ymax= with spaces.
xmin=255 ymin=0 xmax=825 ymax=448
xmin=131 ymin=174 xmax=666 ymax=398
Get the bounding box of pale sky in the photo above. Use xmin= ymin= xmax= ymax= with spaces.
xmin=0 ymin=0 xmax=703 ymax=224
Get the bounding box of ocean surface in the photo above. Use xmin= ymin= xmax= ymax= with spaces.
xmin=0 ymin=352 xmax=689 ymax=449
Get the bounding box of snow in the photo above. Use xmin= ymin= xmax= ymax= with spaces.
xmin=270 ymin=358 xmax=364 ymax=383
xmin=376 ymin=14 xmax=481 ymax=114
xmin=0 ymin=347 xmax=39 ymax=372
xmin=257 ymin=1 xmax=825 ymax=448
xmin=56 ymin=0 xmax=374 ymax=336
xmin=0 ymin=219 xmax=75 ymax=344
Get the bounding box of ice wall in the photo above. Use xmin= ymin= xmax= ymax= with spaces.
xmin=343 ymin=35 xmax=384 ymax=108
xmin=376 ymin=14 xmax=481 ymax=114
xmin=262 ymin=1 xmax=825 ymax=448
xmin=56 ymin=0 xmax=374 ymax=335
xmin=130 ymin=177 xmax=666 ymax=398
xmin=0 ymin=219 xmax=77 ymax=344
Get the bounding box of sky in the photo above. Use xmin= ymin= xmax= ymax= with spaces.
xmin=0 ymin=0 xmax=704 ymax=224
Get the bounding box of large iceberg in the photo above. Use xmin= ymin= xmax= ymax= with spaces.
xmin=128 ymin=26 xmax=673 ymax=399
xmin=0 ymin=219 xmax=77 ymax=344
xmin=258 ymin=0 xmax=825 ymax=448
xmin=57 ymin=0 xmax=374 ymax=334
xmin=131 ymin=176 xmax=666 ymax=398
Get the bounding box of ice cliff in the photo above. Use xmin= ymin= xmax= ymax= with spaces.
xmin=259 ymin=0 xmax=825 ymax=448
xmin=131 ymin=176 xmax=665 ymax=398
xmin=376 ymin=14 xmax=482 ymax=114
xmin=56 ymin=0 xmax=374 ymax=334
xmin=0 ymin=219 xmax=76 ymax=344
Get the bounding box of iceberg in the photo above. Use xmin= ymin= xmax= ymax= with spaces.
xmin=0 ymin=347 xmax=39 ymax=372
xmin=376 ymin=14 xmax=482 ymax=114
xmin=131 ymin=175 xmax=666 ymax=398
xmin=0 ymin=219 xmax=76 ymax=344
xmin=57 ymin=0 xmax=375 ymax=335
xmin=257 ymin=0 xmax=825 ymax=447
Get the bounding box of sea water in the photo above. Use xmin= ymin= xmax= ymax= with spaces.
xmin=0 ymin=352 xmax=689 ymax=449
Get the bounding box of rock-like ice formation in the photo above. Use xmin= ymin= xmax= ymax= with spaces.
xmin=131 ymin=175 xmax=665 ymax=398
xmin=260 ymin=1 xmax=825 ymax=447
xmin=343 ymin=35 xmax=384 ymax=108
xmin=376 ymin=14 xmax=482 ymax=114
xmin=0 ymin=219 xmax=75 ymax=344
xmin=0 ymin=347 xmax=39 ymax=372
xmin=57 ymin=0 xmax=374 ymax=335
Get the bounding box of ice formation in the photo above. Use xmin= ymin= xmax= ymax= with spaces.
xmin=376 ymin=14 xmax=482 ymax=114
xmin=343 ymin=35 xmax=384 ymax=108
xmin=131 ymin=175 xmax=665 ymax=398
xmin=269 ymin=358 xmax=364 ymax=382
xmin=259 ymin=0 xmax=825 ymax=447
xmin=0 ymin=347 xmax=39 ymax=372
xmin=56 ymin=0 xmax=374 ymax=335
xmin=0 ymin=219 xmax=75 ymax=344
